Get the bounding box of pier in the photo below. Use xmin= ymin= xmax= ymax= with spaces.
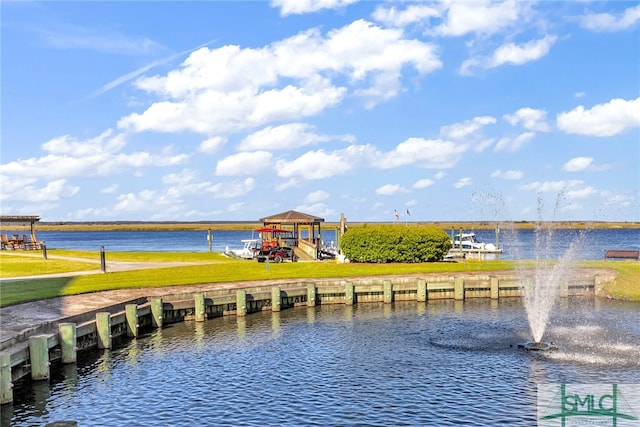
xmin=0 ymin=271 xmax=603 ymax=405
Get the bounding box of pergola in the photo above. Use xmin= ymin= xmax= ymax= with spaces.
xmin=0 ymin=216 xmax=40 ymax=237
xmin=0 ymin=215 xmax=42 ymax=249
xmin=259 ymin=210 xmax=325 ymax=259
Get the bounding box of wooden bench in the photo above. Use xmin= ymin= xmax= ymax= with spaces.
xmin=604 ymin=249 xmax=639 ymax=261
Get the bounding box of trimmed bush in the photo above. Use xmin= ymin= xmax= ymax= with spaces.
xmin=339 ymin=225 xmax=452 ymax=263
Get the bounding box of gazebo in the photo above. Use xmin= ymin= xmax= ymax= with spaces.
xmin=0 ymin=215 xmax=43 ymax=250
xmin=259 ymin=210 xmax=325 ymax=260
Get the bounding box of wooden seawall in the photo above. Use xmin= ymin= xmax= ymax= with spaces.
xmin=0 ymin=272 xmax=603 ymax=405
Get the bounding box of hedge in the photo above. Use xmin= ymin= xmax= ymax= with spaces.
xmin=339 ymin=225 xmax=452 ymax=263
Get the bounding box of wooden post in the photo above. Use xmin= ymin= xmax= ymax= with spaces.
xmin=345 ymin=281 xmax=354 ymax=305
xmin=454 ymin=277 xmax=464 ymax=300
xmin=96 ymin=312 xmax=111 ymax=349
xmin=417 ymin=279 xmax=427 ymax=302
xmin=490 ymin=277 xmax=499 ymax=300
xmin=307 ymin=283 xmax=317 ymax=307
xmin=236 ymin=290 xmax=247 ymax=316
xmin=195 ymin=293 xmax=206 ymax=322
xmin=271 ymin=286 xmax=281 ymax=312
xmin=0 ymin=353 xmax=12 ymax=404
xmin=594 ymin=274 xmax=603 ymax=293
xmin=561 ymin=281 xmax=569 ymax=298
xmin=151 ymin=298 xmax=163 ymax=328
xmin=125 ymin=304 xmax=138 ymax=337
xmin=383 ymin=280 xmax=393 ymax=304
xmin=28 ymin=335 xmax=50 ymax=380
xmin=100 ymin=246 xmax=106 ymax=273
xmin=59 ymin=323 xmax=77 ymax=363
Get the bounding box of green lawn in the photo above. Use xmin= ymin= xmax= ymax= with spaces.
xmin=1 ymin=250 xmax=638 ymax=306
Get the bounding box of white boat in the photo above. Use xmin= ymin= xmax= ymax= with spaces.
xmin=451 ymin=233 xmax=502 ymax=253
xmin=224 ymin=239 xmax=260 ymax=259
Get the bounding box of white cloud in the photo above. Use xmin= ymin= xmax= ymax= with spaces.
xmin=373 ymin=138 xmax=467 ymax=169
xmin=239 ymin=123 xmax=352 ymax=151
xmin=491 ymin=169 xmax=523 ymax=180
xmin=488 ymin=35 xmax=557 ymax=68
xmin=453 ymin=177 xmax=472 ymax=189
xmin=0 ymin=130 xmax=189 ymax=204
xmin=563 ymin=157 xmax=611 ymax=172
xmin=215 ymin=151 xmax=273 ymax=176
xmin=198 ymin=136 xmax=226 ymax=154
xmin=520 ymin=180 xmax=583 ymax=192
xmin=372 ymin=4 xmax=440 ymax=28
xmin=376 ymin=184 xmax=404 ymax=195
xmin=556 ymin=97 xmax=640 ymax=137
xmin=119 ymin=20 xmax=441 ymax=135
xmin=271 ymin=0 xmax=359 ymax=16
xmin=276 ymin=149 xmax=352 ymax=180
xmin=440 ymin=116 xmax=496 ymax=139
xmin=100 ymin=184 xmax=119 ymax=194
xmin=580 ymin=4 xmax=640 ymax=32
xmin=565 ymin=186 xmax=598 ymax=199
xmin=413 ymin=178 xmax=435 ymax=189
xmin=563 ymin=157 xmax=593 ymax=172
xmin=431 ymin=0 xmax=526 ymax=37
xmin=305 ymin=190 xmax=330 ymax=203
xmin=494 ymin=132 xmax=535 ymax=152
xmin=461 ymin=35 xmax=557 ymax=75
xmin=503 ymin=108 xmax=552 ymax=132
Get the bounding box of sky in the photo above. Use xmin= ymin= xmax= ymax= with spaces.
xmin=1 ymin=1 xmax=639 ymax=224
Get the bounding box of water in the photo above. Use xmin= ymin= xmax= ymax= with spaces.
xmin=15 ymin=228 xmax=640 ymax=260
xmin=3 ymin=299 xmax=639 ymax=426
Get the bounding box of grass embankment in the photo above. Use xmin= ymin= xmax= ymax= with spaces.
xmin=1 ymin=250 xmax=638 ymax=306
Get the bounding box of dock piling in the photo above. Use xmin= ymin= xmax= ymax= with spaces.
xmin=151 ymin=298 xmax=163 ymax=328
xmin=490 ymin=277 xmax=499 ymax=300
xmin=271 ymin=286 xmax=281 ymax=312
xmin=236 ymin=290 xmax=247 ymax=316
xmin=454 ymin=277 xmax=464 ymax=300
xmin=125 ymin=304 xmax=138 ymax=337
xmin=383 ymin=280 xmax=393 ymax=304
xmin=59 ymin=323 xmax=77 ymax=363
xmin=307 ymin=283 xmax=316 ymax=307
xmin=345 ymin=282 xmax=354 ymax=305
xmin=417 ymin=279 xmax=427 ymax=302
xmin=195 ymin=294 xmax=206 ymax=322
xmin=1 ymin=353 xmax=13 ymax=404
xmin=96 ymin=312 xmax=111 ymax=349
xmin=28 ymin=335 xmax=50 ymax=381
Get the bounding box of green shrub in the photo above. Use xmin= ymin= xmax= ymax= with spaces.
xmin=339 ymin=225 xmax=452 ymax=263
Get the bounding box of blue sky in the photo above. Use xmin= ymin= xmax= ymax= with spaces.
xmin=1 ymin=1 xmax=639 ymax=223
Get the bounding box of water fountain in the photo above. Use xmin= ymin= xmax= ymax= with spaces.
xmin=515 ymin=210 xmax=584 ymax=351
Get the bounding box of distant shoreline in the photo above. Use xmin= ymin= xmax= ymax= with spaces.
xmin=11 ymin=220 xmax=640 ymax=232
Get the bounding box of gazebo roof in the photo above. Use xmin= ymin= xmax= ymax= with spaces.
xmin=0 ymin=216 xmax=41 ymax=224
xmin=259 ymin=210 xmax=324 ymax=224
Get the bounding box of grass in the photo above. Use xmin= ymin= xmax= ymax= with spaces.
xmin=1 ymin=250 xmax=639 ymax=307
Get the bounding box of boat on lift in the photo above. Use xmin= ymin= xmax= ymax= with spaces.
xmin=450 ymin=232 xmax=502 ymax=254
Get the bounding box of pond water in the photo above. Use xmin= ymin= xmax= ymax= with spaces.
xmin=4 ymin=298 xmax=639 ymax=426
